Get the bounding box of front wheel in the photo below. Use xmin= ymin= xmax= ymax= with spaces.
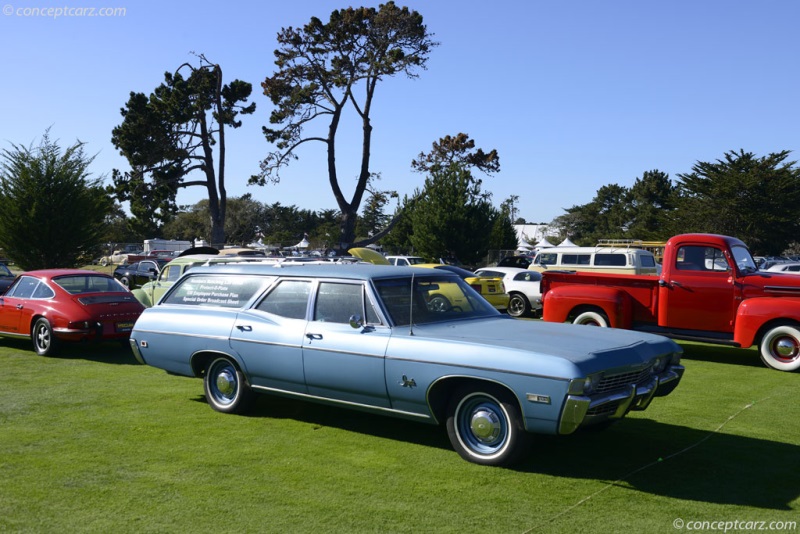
xmin=507 ymin=293 xmax=531 ymax=318
xmin=573 ymin=310 xmax=609 ymax=327
xmin=759 ymin=325 xmax=800 ymax=371
xmin=204 ymin=357 xmax=254 ymax=413
xmin=32 ymin=317 xmax=59 ymax=356
xmin=119 ymin=276 xmax=130 ymax=288
xmin=446 ymin=385 xmax=530 ymax=466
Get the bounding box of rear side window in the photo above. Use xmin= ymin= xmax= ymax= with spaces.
xmin=594 ymin=253 xmax=626 ymax=266
xmin=640 ymin=255 xmax=656 ymax=267
xmin=164 ymin=275 xmax=273 ymax=308
xmin=256 ymin=280 xmax=311 ymax=319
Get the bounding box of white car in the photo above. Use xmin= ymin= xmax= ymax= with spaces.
xmin=474 ymin=266 xmax=542 ymax=317
xmin=765 ymin=262 xmax=800 ymax=274
xmin=386 ymin=255 xmax=426 ymax=266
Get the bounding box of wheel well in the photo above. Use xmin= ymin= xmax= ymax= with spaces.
xmin=567 ymin=305 xmax=608 ymax=323
xmin=191 ymin=351 xmax=245 ymax=380
xmin=427 ymin=377 xmax=521 ymax=426
xmin=754 ymin=319 xmax=800 ymax=346
xmin=29 ymin=314 xmax=46 ymax=331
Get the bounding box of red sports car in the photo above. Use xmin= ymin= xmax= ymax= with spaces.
xmin=0 ymin=269 xmax=145 ymax=356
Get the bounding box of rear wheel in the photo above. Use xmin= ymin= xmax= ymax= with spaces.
xmin=204 ymin=357 xmax=254 ymax=413
xmin=507 ymin=293 xmax=531 ymax=317
xmin=32 ymin=318 xmax=58 ymax=356
xmin=119 ymin=276 xmax=130 ymax=288
xmin=446 ymin=385 xmax=530 ymax=466
xmin=759 ymin=325 xmax=800 ymax=371
xmin=573 ymin=310 xmax=609 ymax=327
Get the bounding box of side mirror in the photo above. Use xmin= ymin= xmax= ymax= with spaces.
xmin=349 ymin=315 xmax=364 ymax=329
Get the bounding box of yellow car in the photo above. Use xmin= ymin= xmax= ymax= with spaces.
xmin=347 ymin=249 xmax=509 ymax=312
xmin=412 ymin=264 xmax=509 ymax=312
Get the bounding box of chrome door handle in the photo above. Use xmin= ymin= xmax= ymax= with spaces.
xmin=236 ymin=325 xmax=252 ymax=332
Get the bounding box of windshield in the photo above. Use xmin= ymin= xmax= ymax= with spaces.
xmin=0 ymin=264 xmax=12 ymax=277
xmin=731 ymin=245 xmax=758 ymax=273
xmin=373 ymin=275 xmax=499 ymax=326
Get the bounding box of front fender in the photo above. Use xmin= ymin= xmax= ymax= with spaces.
xmin=131 ymin=287 xmax=153 ymax=308
xmin=543 ymin=285 xmax=633 ymax=327
xmin=735 ymin=297 xmax=800 ymax=347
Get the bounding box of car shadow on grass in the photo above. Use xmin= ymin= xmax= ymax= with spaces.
xmin=528 ymin=417 xmax=799 ymax=510
xmin=1 ymin=336 xmax=140 ymax=365
xmin=192 ymin=392 xmax=798 ymax=510
xmin=677 ymin=341 xmax=765 ymax=369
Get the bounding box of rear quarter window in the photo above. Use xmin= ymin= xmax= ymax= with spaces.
xmin=163 ymin=275 xmax=274 ymax=308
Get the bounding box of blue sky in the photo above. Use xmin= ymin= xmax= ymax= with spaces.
xmin=2 ymin=0 xmax=798 ymax=225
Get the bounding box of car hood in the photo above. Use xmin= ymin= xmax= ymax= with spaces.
xmin=402 ymin=317 xmax=680 ymax=376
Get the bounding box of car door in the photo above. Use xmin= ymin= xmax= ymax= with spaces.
xmin=229 ymin=279 xmax=310 ymax=394
xmin=302 ymin=280 xmax=392 ymax=407
xmin=658 ymin=244 xmax=738 ymax=333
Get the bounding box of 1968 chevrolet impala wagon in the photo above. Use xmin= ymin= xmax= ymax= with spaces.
xmin=130 ymin=263 xmax=684 ymax=466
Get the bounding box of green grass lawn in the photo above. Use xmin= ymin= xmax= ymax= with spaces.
xmin=0 ymin=338 xmax=797 ymax=533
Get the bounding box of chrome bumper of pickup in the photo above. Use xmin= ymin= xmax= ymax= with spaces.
xmin=558 ymin=364 xmax=685 ymax=435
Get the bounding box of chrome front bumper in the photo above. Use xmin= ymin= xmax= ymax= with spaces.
xmin=558 ymin=364 xmax=685 ymax=435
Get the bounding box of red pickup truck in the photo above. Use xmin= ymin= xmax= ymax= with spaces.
xmin=540 ymin=233 xmax=800 ymax=372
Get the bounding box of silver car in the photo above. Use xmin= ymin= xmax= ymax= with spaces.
xmin=130 ymin=263 xmax=684 ymax=466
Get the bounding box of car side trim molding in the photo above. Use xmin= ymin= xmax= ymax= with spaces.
xmin=250 ymin=384 xmax=434 ymax=423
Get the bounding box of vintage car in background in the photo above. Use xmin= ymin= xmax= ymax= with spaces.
xmin=474 ymin=266 xmax=542 ymax=318
xmin=0 ymin=269 xmax=144 ymax=355
xmin=413 ymin=263 xmax=510 ymax=312
xmin=130 ymin=254 xmax=274 ymax=307
xmin=347 ymin=249 xmax=510 ymax=312
xmin=130 ymin=263 xmax=684 ymax=466
xmin=113 ymin=259 xmax=170 ymax=289
xmin=0 ymin=262 xmax=14 ymax=295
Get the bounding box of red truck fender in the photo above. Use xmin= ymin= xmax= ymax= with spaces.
xmin=735 ymin=297 xmax=800 ymax=347
xmin=542 ymin=285 xmax=634 ymax=327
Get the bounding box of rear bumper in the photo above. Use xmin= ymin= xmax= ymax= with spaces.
xmin=558 ymin=364 xmax=685 ymax=434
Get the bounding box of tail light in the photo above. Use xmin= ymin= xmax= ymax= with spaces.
xmin=470 ymin=283 xmax=482 ymax=293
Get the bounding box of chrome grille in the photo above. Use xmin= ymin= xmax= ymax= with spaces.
xmin=595 ymin=365 xmax=653 ymax=394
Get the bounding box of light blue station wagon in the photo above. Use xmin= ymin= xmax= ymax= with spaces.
xmin=130 ymin=263 xmax=684 ymax=466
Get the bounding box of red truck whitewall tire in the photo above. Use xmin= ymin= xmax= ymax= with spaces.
xmin=572 ymin=310 xmax=609 ymax=327
xmin=759 ymin=325 xmax=800 ymax=372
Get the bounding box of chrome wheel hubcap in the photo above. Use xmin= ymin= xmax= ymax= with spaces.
xmin=215 ymin=369 xmax=236 ymax=397
xmin=470 ymin=408 xmax=502 ymax=444
xmin=774 ymin=338 xmax=799 ymax=361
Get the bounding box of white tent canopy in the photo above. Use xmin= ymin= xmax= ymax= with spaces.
xmin=558 ymin=238 xmax=577 ymax=247
xmin=537 ymin=238 xmax=555 ymax=248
